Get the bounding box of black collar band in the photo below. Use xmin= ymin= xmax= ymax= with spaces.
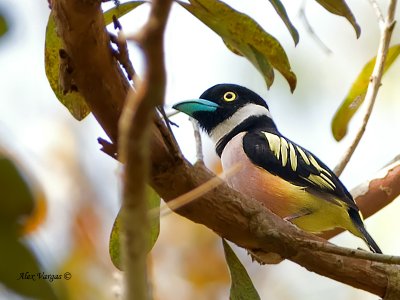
xmin=215 ymin=115 xmax=277 ymax=157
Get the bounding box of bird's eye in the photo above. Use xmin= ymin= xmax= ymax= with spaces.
xmin=223 ymin=91 xmax=237 ymax=102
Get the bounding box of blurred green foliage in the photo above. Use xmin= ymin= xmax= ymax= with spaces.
xmin=0 ymin=10 xmax=8 ymax=39
xmin=0 ymin=153 xmax=57 ymax=299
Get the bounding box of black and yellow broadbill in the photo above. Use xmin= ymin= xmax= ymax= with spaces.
xmin=173 ymin=84 xmax=381 ymax=253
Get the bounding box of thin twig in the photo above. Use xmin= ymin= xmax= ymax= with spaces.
xmin=109 ymin=31 xmax=136 ymax=81
xmin=253 ymin=237 xmax=400 ymax=266
xmin=118 ymin=0 xmax=172 ymax=299
xmin=152 ymin=163 xmax=242 ymax=218
xmin=166 ymin=109 xmax=180 ymax=118
xmin=190 ymin=117 xmax=204 ymax=162
xmin=113 ymin=15 xmax=122 ymax=30
xmin=369 ymin=0 xmax=385 ymax=23
xmin=157 ymin=106 xmax=178 ymax=127
xmin=298 ymin=0 xmax=332 ymax=54
xmin=295 ymin=236 xmax=400 ymax=265
xmin=98 ymin=137 xmax=118 ymax=159
xmin=154 ymin=109 xmax=182 ymax=161
xmin=334 ymin=0 xmax=397 ymax=176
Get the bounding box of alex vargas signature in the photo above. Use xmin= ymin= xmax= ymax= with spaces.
xmin=17 ymin=272 xmax=70 ymax=282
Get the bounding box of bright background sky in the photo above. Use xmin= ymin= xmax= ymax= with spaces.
xmin=0 ymin=0 xmax=399 ymax=299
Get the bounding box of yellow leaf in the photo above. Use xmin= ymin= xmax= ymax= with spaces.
xmin=332 ymin=44 xmax=400 ymax=141
xmin=44 ymin=2 xmax=145 ymax=120
xmin=315 ymin=0 xmax=361 ymax=38
xmin=267 ymin=0 xmax=299 ymax=45
xmin=44 ymin=13 xmax=90 ymax=120
xmin=103 ymin=1 xmax=146 ymax=25
xmin=179 ymin=0 xmax=296 ymax=92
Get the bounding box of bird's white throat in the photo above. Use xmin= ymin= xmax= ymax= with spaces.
xmin=209 ymin=103 xmax=272 ymax=144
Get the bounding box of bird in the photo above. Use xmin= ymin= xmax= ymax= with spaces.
xmin=172 ymin=83 xmax=382 ymax=253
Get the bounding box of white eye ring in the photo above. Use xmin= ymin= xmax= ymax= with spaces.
xmin=223 ymin=91 xmax=237 ymax=102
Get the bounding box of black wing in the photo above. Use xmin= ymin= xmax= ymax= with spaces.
xmin=242 ymin=130 xmax=358 ymax=210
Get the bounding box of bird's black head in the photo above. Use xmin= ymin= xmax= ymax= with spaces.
xmin=173 ymin=84 xmax=273 ymax=137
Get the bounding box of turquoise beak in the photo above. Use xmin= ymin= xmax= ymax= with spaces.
xmin=172 ymin=99 xmax=219 ymax=117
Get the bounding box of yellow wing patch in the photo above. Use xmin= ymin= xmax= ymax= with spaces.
xmin=262 ymin=132 xmax=337 ymax=191
xmin=296 ymin=145 xmax=310 ymax=165
xmin=302 ymin=150 xmax=336 ymax=191
xmin=262 ymin=132 xmax=298 ymax=171
xmin=280 ymin=137 xmax=289 ymax=167
xmin=303 ymin=174 xmax=335 ymax=191
xmin=263 ymin=132 xmax=281 ymax=160
xmin=308 ymin=154 xmax=332 ymax=178
xmin=289 ymin=143 xmax=297 ymax=171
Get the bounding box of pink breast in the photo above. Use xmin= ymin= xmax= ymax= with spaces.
xmin=220 ymin=132 xmax=301 ymax=218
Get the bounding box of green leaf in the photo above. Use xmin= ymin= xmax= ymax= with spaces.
xmin=103 ymin=1 xmax=146 ymax=25
xmin=0 ymin=155 xmax=34 ymax=225
xmin=179 ymin=0 xmax=296 ymax=92
xmin=109 ymin=212 xmax=122 ymax=269
xmin=0 ymin=12 xmax=8 ymax=38
xmin=222 ymin=239 xmax=261 ymax=300
xmin=147 ymin=186 xmax=161 ymax=249
xmin=0 ymin=153 xmax=57 ymax=299
xmin=44 ymin=13 xmax=90 ymax=121
xmin=267 ymin=0 xmax=299 ymax=45
xmin=0 ymin=227 xmax=58 ymax=300
xmin=249 ymin=44 xmax=275 ymax=89
xmin=0 ymin=153 xmax=47 ymax=235
xmin=314 ymin=0 xmax=361 ymax=38
xmin=331 ymin=44 xmax=400 ymax=141
xmin=109 ymin=186 xmax=161 ymax=270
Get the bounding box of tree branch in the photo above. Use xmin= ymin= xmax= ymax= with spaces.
xmin=51 ymin=0 xmax=129 ymax=143
xmin=334 ymin=0 xmax=398 ymax=176
xmin=50 ymin=0 xmax=400 ymax=297
xmin=117 ymin=0 xmax=172 ymax=299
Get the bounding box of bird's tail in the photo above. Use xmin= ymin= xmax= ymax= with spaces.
xmin=348 ymin=209 xmax=382 ymax=254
